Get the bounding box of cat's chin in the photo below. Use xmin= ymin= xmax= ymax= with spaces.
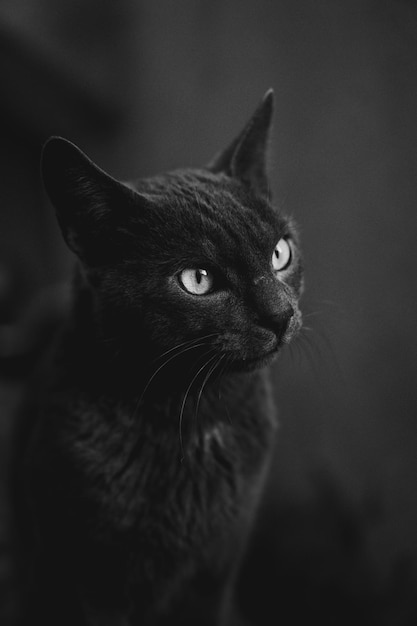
xmin=231 ymin=348 xmax=280 ymax=372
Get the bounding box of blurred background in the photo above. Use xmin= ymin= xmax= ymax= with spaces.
xmin=1 ymin=0 xmax=417 ymax=624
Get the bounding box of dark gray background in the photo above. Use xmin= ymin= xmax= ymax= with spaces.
xmin=1 ymin=1 xmax=416 ymax=623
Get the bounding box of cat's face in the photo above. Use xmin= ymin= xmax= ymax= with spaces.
xmin=41 ymin=91 xmax=303 ymax=372
xmin=109 ymin=171 xmax=303 ymax=371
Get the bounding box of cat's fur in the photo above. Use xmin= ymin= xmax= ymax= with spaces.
xmin=15 ymin=91 xmax=303 ymax=625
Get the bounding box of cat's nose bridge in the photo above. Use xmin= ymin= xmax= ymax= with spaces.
xmin=250 ymin=278 xmax=294 ymax=329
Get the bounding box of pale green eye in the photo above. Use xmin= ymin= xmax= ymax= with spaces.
xmin=272 ymin=238 xmax=292 ymax=272
xmin=179 ymin=268 xmax=214 ymax=295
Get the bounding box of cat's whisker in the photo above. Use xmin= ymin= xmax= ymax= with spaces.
xmin=154 ymin=333 xmax=219 ymax=363
xmin=224 ymin=401 xmax=232 ymax=425
xmin=194 ymin=354 xmax=225 ymax=432
xmin=302 ymin=311 xmax=322 ymax=321
xmin=299 ymin=298 xmax=345 ymax=382
xmin=215 ymin=354 xmax=233 ymax=412
xmin=215 ymin=354 xmax=230 ymax=401
xmin=294 ymin=328 xmax=327 ymax=379
xmin=285 ymin=337 xmax=298 ymax=368
xmin=286 ymin=328 xmax=306 ymax=368
xmin=178 ymin=352 xmax=219 ymax=461
xmin=215 ymin=354 xmax=233 ymax=425
xmin=135 ymin=341 xmax=215 ymax=414
xmin=113 ymin=344 xmax=217 ymax=479
xmin=304 ymin=325 xmax=345 ymax=383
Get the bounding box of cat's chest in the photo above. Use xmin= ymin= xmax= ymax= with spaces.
xmin=68 ymin=371 xmax=277 ymax=537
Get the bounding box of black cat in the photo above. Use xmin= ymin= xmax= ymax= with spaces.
xmin=16 ymin=90 xmax=303 ymax=625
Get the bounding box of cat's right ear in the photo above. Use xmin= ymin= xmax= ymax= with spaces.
xmin=41 ymin=137 xmax=136 ymax=263
xmin=207 ymin=89 xmax=274 ymax=198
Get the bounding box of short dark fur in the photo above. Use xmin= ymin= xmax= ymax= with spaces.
xmin=16 ymin=91 xmax=303 ymax=625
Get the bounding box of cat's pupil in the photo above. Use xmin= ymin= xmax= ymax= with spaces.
xmin=178 ymin=267 xmax=213 ymax=295
xmin=272 ymin=238 xmax=292 ymax=272
xmin=196 ymin=269 xmax=205 ymax=283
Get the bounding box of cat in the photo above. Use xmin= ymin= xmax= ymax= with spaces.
xmin=14 ymin=89 xmax=303 ymax=626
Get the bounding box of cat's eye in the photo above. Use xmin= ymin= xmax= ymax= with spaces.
xmin=272 ymin=238 xmax=292 ymax=272
xmin=178 ymin=268 xmax=214 ymax=295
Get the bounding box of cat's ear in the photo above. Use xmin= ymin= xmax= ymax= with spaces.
xmin=41 ymin=137 xmax=136 ymax=262
xmin=208 ymin=89 xmax=274 ymax=198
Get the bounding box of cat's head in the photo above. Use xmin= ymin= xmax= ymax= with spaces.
xmin=41 ymin=90 xmax=303 ymax=373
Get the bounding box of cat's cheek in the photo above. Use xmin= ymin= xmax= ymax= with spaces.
xmin=289 ymin=262 xmax=304 ymax=296
xmin=282 ymin=308 xmax=303 ymax=344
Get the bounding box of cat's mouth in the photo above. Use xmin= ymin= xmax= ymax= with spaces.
xmin=232 ymin=346 xmax=280 ymax=372
xmin=218 ymin=327 xmax=284 ymax=372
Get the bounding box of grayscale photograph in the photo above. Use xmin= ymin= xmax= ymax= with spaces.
xmin=0 ymin=2 xmax=416 ymax=625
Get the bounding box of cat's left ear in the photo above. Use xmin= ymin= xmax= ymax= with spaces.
xmin=207 ymin=89 xmax=274 ymax=198
xmin=41 ymin=137 xmax=138 ymax=263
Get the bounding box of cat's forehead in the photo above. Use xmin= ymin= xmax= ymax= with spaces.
xmin=133 ymin=168 xmax=286 ymax=239
xmin=128 ymin=169 xmax=292 ymax=274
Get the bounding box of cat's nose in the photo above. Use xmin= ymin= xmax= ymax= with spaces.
xmin=256 ymin=304 xmax=294 ymax=338
xmin=251 ymin=280 xmax=294 ymax=336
